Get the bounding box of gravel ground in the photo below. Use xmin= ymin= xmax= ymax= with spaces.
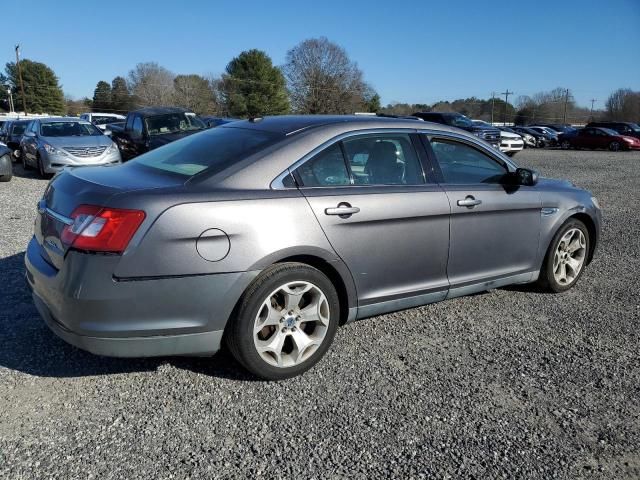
xmin=1 ymin=149 xmax=639 ymax=479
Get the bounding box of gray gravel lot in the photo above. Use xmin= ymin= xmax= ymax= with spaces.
xmin=1 ymin=149 xmax=639 ymax=479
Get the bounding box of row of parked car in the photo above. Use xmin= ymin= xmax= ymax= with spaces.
xmin=0 ymin=108 xmax=238 ymax=181
xmin=1 ymin=108 xmax=639 ymax=183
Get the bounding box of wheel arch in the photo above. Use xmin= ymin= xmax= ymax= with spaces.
xmin=568 ymin=212 xmax=597 ymax=264
xmin=248 ymin=247 xmax=357 ymax=326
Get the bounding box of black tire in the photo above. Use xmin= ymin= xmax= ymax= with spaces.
xmin=561 ymin=140 xmax=571 ymax=150
xmin=608 ymin=141 xmax=621 ymax=152
xmin=37 ymin=154 xmax=49 ymax=178
xmin=22 ymin=149 xmax=31 ymax=170
xmin=537 ymin=219 xmax=590 ymax=293
xmin=0 ymin=173 xmax=11 ymax=182
xmin=225 ymin=262 xmax=340 ymax=380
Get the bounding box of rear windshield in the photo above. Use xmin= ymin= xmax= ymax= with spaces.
xmin=132 ymin=126 xmax=283 ymax=177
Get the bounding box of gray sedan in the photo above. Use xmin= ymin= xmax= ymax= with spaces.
xmin=20 ymin=117 xmax=121 ymax=177
xmin=25 ymin=116 xmax=601 ymax=380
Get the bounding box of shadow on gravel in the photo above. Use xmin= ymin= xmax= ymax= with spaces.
xmin=9 ymin=162 xmax=46 ymax=180
xmin=0 ymin=251 xmax=255 ymax=381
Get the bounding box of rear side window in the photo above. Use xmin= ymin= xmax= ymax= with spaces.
xmin=342 ymin=133 xmax=423 ymax=185
xmin=296 ymin=143 xmax=350 ymax=187
xmin=429 ymin=138 xmax=507 ymax=184
xmin=133 ymin=127 xmax=282 ymax=177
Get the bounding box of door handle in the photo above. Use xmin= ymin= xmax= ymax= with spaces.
xmin=457 ymin=196 xmax=482 ymax=208
xmin=325 ymin=202 xmax=360 ymax=218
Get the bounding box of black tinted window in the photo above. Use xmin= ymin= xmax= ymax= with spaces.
xmin=134 ymin=126 xmax=282 ymax=177
xmin=342 ymin=134 xmax=423 ymax=185
xmin=430 ymin=139 xmax=507 ymax=184
xmin=296 ymin=143 xmax=349 ymax=187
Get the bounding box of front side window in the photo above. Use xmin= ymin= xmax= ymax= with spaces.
xmin=429 ymin=138 xmax=507 ymax=184
xmin=132 ymin=117 xmax=144 ymax=138
xmin=11 ymin=123 xmax=27 ymax=135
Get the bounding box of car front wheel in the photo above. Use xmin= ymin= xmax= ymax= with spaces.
xmin=609 ymin=141 xmax=621 ymax=152
xmin=537 ymin=219 xmax=590 ymax=293
xmin=561 ymin=140 xmax=571 ymax=149
xmin=226 ymin=262 xmax=340 ymax=380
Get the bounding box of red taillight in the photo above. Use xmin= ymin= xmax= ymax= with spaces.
xmin=61 ymin=204 xmax=145 ymax=253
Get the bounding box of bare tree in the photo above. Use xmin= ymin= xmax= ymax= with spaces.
xmin=606 ymin=88 xmax=640 ymax=122
xmin=173 ymin=74 xmax=217 ymax=114
xmin=128 ymin=62 xmax=175 ymax=107
xmin=283 ymin=37 xmax=377 ymax=114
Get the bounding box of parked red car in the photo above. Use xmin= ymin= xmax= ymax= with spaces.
xmin=563 ymin=127 xmax=640 ymax=151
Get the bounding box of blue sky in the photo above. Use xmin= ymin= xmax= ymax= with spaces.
xmin=2 ymin=0 xmax=638 ymax=108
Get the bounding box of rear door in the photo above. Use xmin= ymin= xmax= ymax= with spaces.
xmin=422 ymin=134 xmax=541 ymax=292
xmin=294 ymin=132 xmax=451 ymax=311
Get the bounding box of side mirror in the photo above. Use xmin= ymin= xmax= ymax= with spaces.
xmin=23 ymin=131 xmax=35 ymax=138
xmin=103 ymin=129 xmax=112 ymax=136
xmin=515 ymin=167 xmax=538 ymax=186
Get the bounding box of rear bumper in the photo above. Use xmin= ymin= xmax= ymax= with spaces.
xmin=25 ymin=236 xmax=257 ymax=357
xmin=33 ymin=293 xmax=224 ymax=357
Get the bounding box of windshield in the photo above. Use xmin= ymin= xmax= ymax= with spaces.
xmin=629 ymin=123 xmax=640 ymax=132
xmin=92 ymin=116 xmax=121 ymax=125
xmin=40 ymin=121 xmax=103 ymax=137
xmin=133 ymin=126 xmax=283 ymax=176
xmin=447 ymin=114 xmax=474 ymax=128
xmin=11 ymin=123 xmax=27 ymax=135
xmin=145 ymin=113 xmax=205 ymax=136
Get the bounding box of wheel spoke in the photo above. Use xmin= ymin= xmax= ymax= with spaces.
xmin=253 ymin=302 xmax=282 ymax=333
xmin=256 ymin=330 xmax=286 ymax=366
xmin=282 ymin=283 xmax=312 ymax=311
xmin=566 ymin=256 xmax=582 ymax=274
xmin=291 ymin=329 xmax=318 ymax=363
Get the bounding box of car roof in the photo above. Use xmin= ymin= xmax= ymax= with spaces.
xmin=134 ymin=106 xmax=192 ymax=116
xmin=219 ymin=114 xmax=450 ymax=136
xmin=38 ymin=117 xmax=89 ymax=123
xmin=87 ymin=112 xmax=125 ymax=117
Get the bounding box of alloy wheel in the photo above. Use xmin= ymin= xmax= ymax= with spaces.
xmin=253 ymin=281 xmax=330 ymax=368
xmin=553 ymin=228 xmax=587 ymax=286
xmin=609 ymin=141 xmax=620 ymax=152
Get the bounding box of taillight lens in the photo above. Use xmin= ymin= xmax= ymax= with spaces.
xmin=61 ymin=204 xmax=145 ymax=253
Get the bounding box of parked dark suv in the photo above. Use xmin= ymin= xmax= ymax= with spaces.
xmin=412 ymin=112 xmax=501 ymax=148
xmin=586 ymin=122 xmax=640 ymax=140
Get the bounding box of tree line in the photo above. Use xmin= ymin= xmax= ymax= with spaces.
xmin=0 ymin=37 xmax=637 ymax=125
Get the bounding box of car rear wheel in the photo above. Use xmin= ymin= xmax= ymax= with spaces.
xmin=226 ymin=262 xmax=339 ymax=380
xmin=0 ymin=154 xmax=12 ymax=182
xmin=37 ymin=154 xmax=48 ymax=178
xmin=609 ymin=141 xmax=621 ymax=152
xmin=561 ymin=140 xmax=571 ymax=149
xmin=537 ymin=219 xmax=589 ymax=293
xmin=22 ymin=149 xmax=31 ymax=170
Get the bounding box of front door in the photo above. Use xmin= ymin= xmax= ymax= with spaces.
xmin=424 ymin=135 xmax=541 ymax=292
xmin=293 ymin=132 xmax=451 ymax=312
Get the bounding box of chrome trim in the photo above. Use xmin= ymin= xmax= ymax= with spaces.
xmin=39 ymin=202 xmax=74 ymax=226
xmin=270 ymin=126 xmax=518 ymax=190
xmin=270 ymin=127 xmax=421 ymax=190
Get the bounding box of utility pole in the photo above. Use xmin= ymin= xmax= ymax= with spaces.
xmin=590 ymin=98 xmax=597 ymax=120
xmin=490 ymin=92 xmax=496 ymax=124
xmin=6 ymin=86 xmax=14 ymax=112
xmin=500 ymin=89 xmax=513 ymax=126
xmin=15 ymin=45 xmax=27 ymax=116
xmin=562 ymin=88 xmax=570 ymax=124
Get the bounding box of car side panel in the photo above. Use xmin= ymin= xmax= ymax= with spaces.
xmin=113 ymin=193 xmax=343 ymax=279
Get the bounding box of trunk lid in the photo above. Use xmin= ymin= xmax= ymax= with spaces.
xmin=35 ymin=163 xmax=184 ymax=270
